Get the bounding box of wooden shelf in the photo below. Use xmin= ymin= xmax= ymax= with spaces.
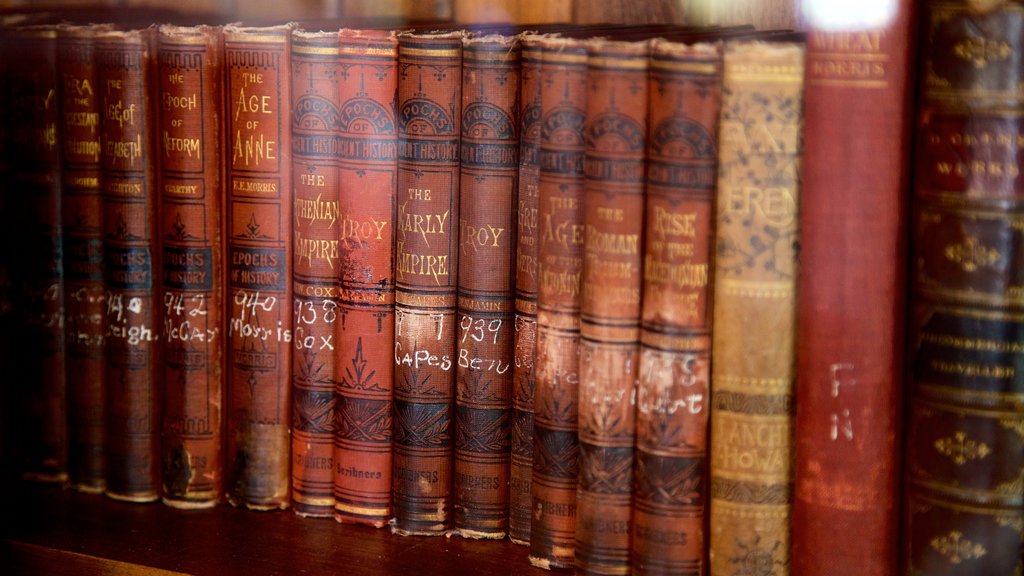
xmin=1 ymin=482 xmax=549 ymax=575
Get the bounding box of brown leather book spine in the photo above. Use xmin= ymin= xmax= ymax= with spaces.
xmin=792 ymin=2 xmax=915 ymax=575
xmin=9 ymin=25 xmax=67 ymax=484
xmin=224 ymin=24 xmax=293 ymax=511
xmin=631 ymin=40 xmax=720 ymax=576
xmin=391 ymin=31 xmax=462 ymax=536
xmin=59 ymin=23 xmax=109 ymax=494
xmin=290 ymin=30 xmax=340 ymax=519
xmin=905 ymin=2 xmax=1024 ymax=573
xmin=574 ymin=39 xmax=648 ymax=576
xmin=156 ymin=24 xmax=225 ymax=509
xmin=529 ymin=37 xmax=587 ymax=571
xmin=332 ymin=28 xmax=398 ymax=528
xmin=708 ymin=41 xmax=804 ymax=575
xmin=96 ymin=28 xmax=160 ymax=502
xmin=509 ymin=35 xmax=541 ymax=547
xmin=452 ymin=35 xmax=520 ymax=540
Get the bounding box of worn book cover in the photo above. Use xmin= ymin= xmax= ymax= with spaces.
xmin=792 ymin=1 xmax=915 ymax=574
xmin=391 ymin=31 xmax=462 ymax=536
xmin=59 ymin=23 xmax=109 ymax=493
xmin=575 ymin=38 xmax=648 ymax=576
xmin=157 ymin=24 xmax=225 ymax=509
xmin=290 ymin=29 xmax=341 ymax=519
xmin=224 ymin=24 xmax=293 ymax=510
xmin=452 ymin=34 xmax=519 ymax=540
xmin=333 ymin=28 xmax=398 ymax=529
xmin=708 ymin=40 xmax=804 ymax=576
xmin=632 ymin=39 xmax=720 ymax=576
xmin=905 ymin=2 xmax=1024 ymax=573
xmin=529 ymin=36 xmax=587 ymax=571
xmin=97 ymin=27 xmax=160 ymax=502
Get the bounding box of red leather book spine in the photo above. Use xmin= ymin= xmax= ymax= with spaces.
xmin=391 ymin=31 xmax=462 ymax=536
xmin=157 ymin=24 xmax=225 ymax=509
xmin=452 ymin=35 xmax=520 ymax=540
xmin=333 ymin=28 xmax=398 ymax=528
xmin=509 ymin=36 xmax=541 ymax=546
xmin=575 ymin=39 xmax=648 ymax=576
xmin=905 ymin=2 xmax=1024 ymax=573
xmin=792 ymin=2 xmax=915 ymax=574
xmin=290 ymin=30 xmax=341 ymax=519
xmin=631 ymin=41 xmax=720 ymax=576
xmin=224 ymin=24 xmax=293 ymax=510
xmin=10 ymin=25 xmax=67 ymax=484
xmin=529 ymin=37 xmax=587 ymax=571
xmin=96 ymin=28 xmax=160 ymax=502
xmin=59 ymin=23 xmax=109 ymax=493
xmin=708 ymin=41 xmax=804 ymax=575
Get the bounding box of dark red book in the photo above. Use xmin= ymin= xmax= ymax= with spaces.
xmin=631 ymin=40 xmax=720 ymax=576
xmin=574 ymin=38 xmax=648 ymax=575
xmin=391 ymin=31 xmax=462 ymax=536
xmin=332 ymin=28 xmax=398 ymax=529
xmin=224 ymin=24 xmax=293 ymax=511
xmin=792 ymin=2 xmax=915 ymax=574
xmin=452 ymin=34 xmax=519 ymax=540
xmin=508 ymin=34 xmax=541 ymax=547
xmin=96 ymin=27 xmax=160 ymax=502
xmin=529 ymin=37 xmax=587 ymax=571
xmin=904 ymin=2 xmax=1024 ymax=573
xmin=59 ymin=23 xmax=110 ymax=494
xmin=290 ymin=29 xmax=341 ymax=519
xmin=156 ymin=24 xmax=225 ymax=509
xmin=8 ymin=25 xmax=67 ymax=484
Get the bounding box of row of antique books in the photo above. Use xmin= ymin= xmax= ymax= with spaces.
xmin=1 ymin=1 xmax=1022 ymax=575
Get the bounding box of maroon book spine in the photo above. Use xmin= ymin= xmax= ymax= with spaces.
xmin=224 ymin=24 xmax=293 ymax=510
xmin=59 ymin=23 xmax=109 ymax=493
xmin=157 ymin=24 xmax=225 ymax=509
xmin=792 ymin=2 xmax=915 ymax=575
xmin=332 ymin=28 xmax=398 ymax=528
xmin=452 ymin=35 xmax=520 ymax=539
xmin=96 ymin=28 xmax=160 ymax=502
xmin=10 ymin=25 xmax=67 ymax=484
xmin=575 ymin=39 xmax=648 ymax=576
xmin=905 ymin=2 xmax=1024 ymax=573
xmin=631 ymin=41 xmax=720 ymax=576
xmin=509 ymin=35 xmax=541 ymax=547
xmin=290 ymin=30 xmax=341 ymax=519
xmin=391 ymin=31 xmax=462 ymax=536
xmin=529 ymin=37 xmax=587 ymax=571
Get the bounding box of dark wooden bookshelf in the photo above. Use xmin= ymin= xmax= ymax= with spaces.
xmin=1 ymin=481 xmax=549 ymax=575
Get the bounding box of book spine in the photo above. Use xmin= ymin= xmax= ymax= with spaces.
xmin=391 ymin=31 xmax=462 ymax=536
xmin=333 ymin=28 xmax=398 ymax=528
xmin=904 ymin=2 xmax=1024 ymax=573
xmin=0 ymin=30 xmax=16 ymax=479
xmin=575 ymin=39 xmax=648 ymax=576
xmin=157 ymin=24 xmax=225 ymax=509
xmin=290 ymin=30 xmax=341 ymax=519
xmin=791 ymin=2 xmax=915 ymax=575
xmin=10 ymin=26 xmax=67 ymax=484
xmin=58 ymin=24 xmax=107 ymax=493
xmin=708 ymin=41 xmax=804 ymax=575
xmin=509 ymin=36 xmax=541 ymax=546
xmin=528 ymin=37 xmax=587 ymax=571
xmin=96 ymin=28 xmax=160 ymax=502
xmin=224 ymin=24 xmax=293 ymax=510
xmin=630 ymin=41 xmax=720 ymax=576
xmin=452 ymin=35 xmax=520 ymax=540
